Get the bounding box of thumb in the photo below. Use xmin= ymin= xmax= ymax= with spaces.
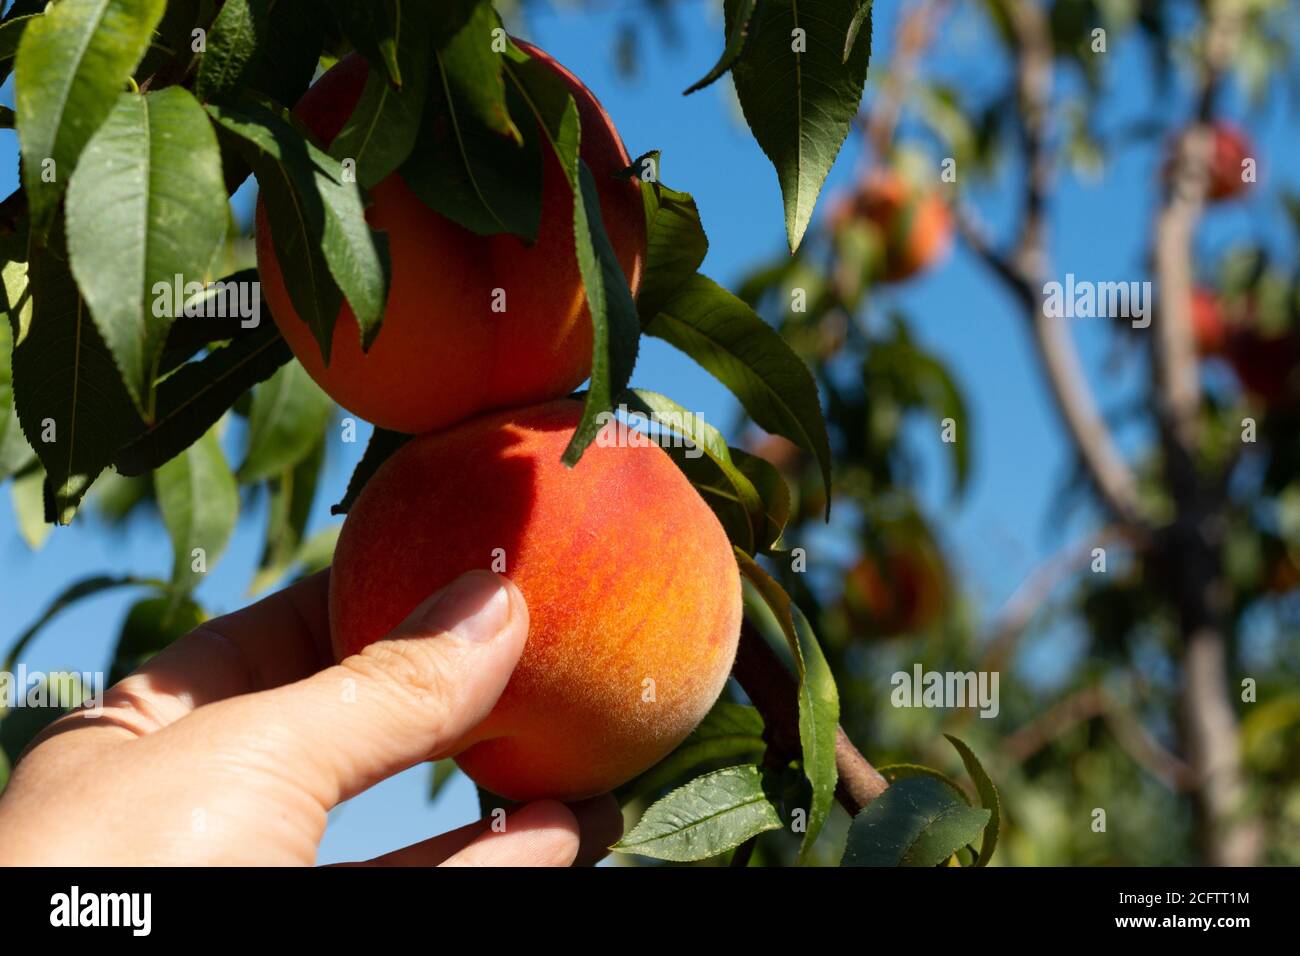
xmin=175 ymin=570 xmax=528 ymax=809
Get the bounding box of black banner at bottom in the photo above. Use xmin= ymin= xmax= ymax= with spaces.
xmin=0 ymin=865 xmax=1282 ymax=940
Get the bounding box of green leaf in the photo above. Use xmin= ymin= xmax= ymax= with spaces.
xmin=430 ymin=758 xmax=459 ymax=802
xmin=866 ymin=333 xmax=970 ymax=494
xmin=10 ymin=465 xmax=48 ymax=550
xmin=0 ymin=234 xmax=32 ymax=346
xmin=90 ymin=469 xmax=151 ymax=525
xmin=730 ymin=447 xmax=791 ymax=553
xmin=0 ymin=409 xmax=32 ymax=484
xmin=249 ymin=436 xmax=325 ymax=594
xmin=154 ymin=424 xmax=238 ymax=592
xmin=635 ymin=167 xmax=709 ymax=322
xmin=209 ymin=100 xmax=340 ymax=351
xmin=620 ymin=388 xmax=768 ymax=555
xmin=3 ymin=573 xmax=157 ymax=672
xmin=728 ymin=0 xmax=872 ymax=250
xmin=11 ymin=237 xmax=142 ymax=522
xmin=210 ymin=99 xmax=390 ymax=355
xmin=0 ymin=13 xmax=35 ymax=85
xmin=788 ymin=605 xmax=838 ymax=861
xmin=290 ymin=523 xmax=340 ymax=577
xmin=330 ymin=6 xmax=433 ymax=189
xmin=115 ymin=323 xmax=291 ymax=476
xmin=402 ymin=20 xmax=539 ymax=237
xmin=567 ymin=166 xmax=640 ymax=466
xmin=435 ymin=3 xmax=519 ymax=141
xmin=14 ymin=0 xmax=167 ymax=234
xmin=65 ymin=87 xmax=228 ymax=414
xmin=841 ymin=775 xmax=991 ymax=867
xmin=612 ymin=765 xmax=783 ymax=862
xmin=239 ymin=362 xmax=333 ymax=483
xmin=402 ymin=78 xmax=540 ymax=238
xmin=242 ymin=0 xmax=322 ymax=108
xmin=325 ymin=0 xmax=402 ymax=84
xmin=331 ymin=426 xmax=410 ymax=515
xmin=194 ymin=0 xmax=266 ymax=103
xmin=132 ymin=0 xmax=203 ymax=83
xmin=430 ymin=1 xmax=485 ymax=47
xmin=644 ymin=273 xmax=831 ymax=511
xmin=735 ymin=553 xmax=839 ymax=864
xmin=684 ymin=0 xmax=756 ymax=94
xmin=155 ymin=267 xmax=262 ymax=372
xmin=507 ymin=54 xmax=640 ymax=466
xmin=664 ymin=446 xmax=763 ymax=555
xmin=109 ymin=592 xmax=206 ymax=683
xmin=0 ymin=319 xmax=36 ymax=483
xmin=667 ymin=442 xmax=791 ymax=556
xmin=1 ymin=1 xmax=49 ymax=27
xmin=620 ymin=701 xmax=766 ymax=801
xmin=878 ymin=762 xmax=969 ymax=801
xmin=844 ymin=2 xmax=872 ymax=62
xmin=944 ymin=734 xmax=1001 ymax=867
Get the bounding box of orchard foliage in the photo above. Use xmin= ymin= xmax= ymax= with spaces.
xmin=736 ymin=0 xmax=1300 ymax=866
xmin=0 ymin=0 xmax=1002 ymax=866
xmin=16 ymin=0 xmax=1296 ymax=869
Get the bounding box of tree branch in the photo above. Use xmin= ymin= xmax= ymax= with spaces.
xmin=732 ymin=621 xmax=888 ymax=815
xmin=863 ymin=0 xmax=951 ymax=160
xmin=1002 ymin=681 xmax=1193 ymax=792
xmin=1149 ymin=0 xmax=1260 ymax=867
xmin=953 ymin=3 xmax=1146 ymax=530
xmin=979 ymin=524 xmax=1140 ymax=673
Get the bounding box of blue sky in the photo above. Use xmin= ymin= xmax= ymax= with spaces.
xmin=1 ymin=2 xmax=1294 ymax=863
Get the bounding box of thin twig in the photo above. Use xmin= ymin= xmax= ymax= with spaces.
xmin=863 ymin=0 xmax=951 ymax=161
xmin=1002 ymin=681 xmax=1193 ymax=792
xmin=980 ymin=524 xmax=1140 ymax=674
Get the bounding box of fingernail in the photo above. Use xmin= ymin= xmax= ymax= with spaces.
xmin=419 ymin=571 xmax=513 ymax=643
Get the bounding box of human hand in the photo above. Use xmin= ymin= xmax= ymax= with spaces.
xmin=0 ymin=570 xmax=622 ymax=866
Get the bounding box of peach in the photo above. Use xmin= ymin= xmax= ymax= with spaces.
xmin=1207 ymin=122 xmax=1253 ymax=202
xmin=832 ymin=170 xmax=952 ymax=283
xmin=1191 ymin=288 xmax=1227 ymax=356
xmin=843 ymin=540 xmax=948 ymax=638
xmin=329 ymin=400 xmax=743 ymax=801
xmin=1163 ymin=122 xmax=1254 ymax=203
xmin=256 ymin=43 xmax=645 ymax=434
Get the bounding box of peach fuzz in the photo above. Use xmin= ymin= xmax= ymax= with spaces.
xmin=329 ymin=400 xmax=744 ymax=801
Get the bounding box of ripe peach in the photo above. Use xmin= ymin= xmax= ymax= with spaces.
xmin=831 ymin=170 xmax=952 ymax=283
xmin=843 ymin=540 xmax=948 ymax=638
xmin=1206 ymin=122 xmax=1253 ymax=202
xmin=329 ymin=400 xmax=743 ymax=801
xmin=1190 ymin=288 xmax=1227 ymax=356
xmin=256 ymin=43 xmax=645 ymax=434
xmin=1164 ymin=122 xmax=1254 ymax=203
